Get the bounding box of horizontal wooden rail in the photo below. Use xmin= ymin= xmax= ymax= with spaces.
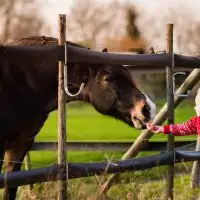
xmin=31 ymin=141 xmax=196 ymax=151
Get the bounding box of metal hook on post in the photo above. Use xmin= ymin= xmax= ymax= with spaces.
xmin=64 ymin=42 xmax=85 ymax=97
xmin=156 ymin=50 xmax=166 ymax=54
xmin=173 ymin=72 xmax=190 ymax=97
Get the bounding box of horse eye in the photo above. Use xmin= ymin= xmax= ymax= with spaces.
xmin=104 ymin=76 xmax=114 ymax=82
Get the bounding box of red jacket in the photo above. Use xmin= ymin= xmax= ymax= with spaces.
xmin=164 ymin=116 xmax=200 ymax=136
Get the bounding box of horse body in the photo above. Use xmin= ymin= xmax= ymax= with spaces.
xmin=0 ymin=36 xmax=156 ymax=199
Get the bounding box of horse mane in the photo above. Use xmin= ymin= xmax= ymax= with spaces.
xmin=7 ymin=36 xmax=87 ymax=49
xmin=3 ymin=36 xmax=136 ymax=89
xmin=3 ymin=36 xmax=134 ymax=87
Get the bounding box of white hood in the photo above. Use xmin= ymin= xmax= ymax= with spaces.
xmin=195 ymin=88 xmax=200 ymax=116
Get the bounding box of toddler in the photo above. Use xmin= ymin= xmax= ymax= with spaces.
xmin=146 ymin=88 xmax=200 ymax=136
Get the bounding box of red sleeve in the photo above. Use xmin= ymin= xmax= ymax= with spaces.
xmin=163 ymin=116 xmax=198 ymax=136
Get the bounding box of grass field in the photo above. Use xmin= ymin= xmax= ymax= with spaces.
xmin=6 ymin=100 xmax=200 ymax=200
xmin=29 ymin=100 xmax=197 ymax=166
xmin=36 ymin=100 xmax=196 ymax=142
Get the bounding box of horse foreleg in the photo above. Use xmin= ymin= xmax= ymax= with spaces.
xmin=0 ymin=147 xmax=5 ymax=174
xmin=3 ymin=142 xmax=33 ymax=200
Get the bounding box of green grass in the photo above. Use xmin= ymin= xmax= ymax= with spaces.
xmin=25 ymin=100 xmax=197 ymax=166
xmin=26 ymin=151 xmax=125 ymax=169
xmin=9 ymin=100 xmax=199 ymax=199
xmin=16 ymin=164 xmax=200 ymax=200
xmin=36 ymin=104 xmax=138 ymax=142
xmin=36 ymin=100 xmax=197 ymax=142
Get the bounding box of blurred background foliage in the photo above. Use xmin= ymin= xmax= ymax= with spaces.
xmin=1 ymin=0 xmax=200 ymax=100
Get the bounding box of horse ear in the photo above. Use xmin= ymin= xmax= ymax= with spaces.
xmin=102 ymin=48 xmax=108 ymax=52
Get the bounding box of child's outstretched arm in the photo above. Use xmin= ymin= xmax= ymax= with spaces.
xmin=146 ymin=116 xmax=199 ymax=136
xmin=146 ymin=123 xmax=164 ymax=134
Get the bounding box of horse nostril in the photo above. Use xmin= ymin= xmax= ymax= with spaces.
xmin=146 ymin=104 xmax=151 ymax=111
xmin=142 ymin=104 xmax=151 ymax=120
xmin=142 ymin=104 xmax=150 ymax=112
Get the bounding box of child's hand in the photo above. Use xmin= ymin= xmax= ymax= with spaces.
xmin=146 ymin=123 xmax=164 ymax=134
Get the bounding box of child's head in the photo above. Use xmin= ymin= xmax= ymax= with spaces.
xmin=195 ymin=88 xmax=200 ymax=116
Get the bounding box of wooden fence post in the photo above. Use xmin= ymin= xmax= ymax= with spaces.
xmin=165 ymin=23 xmax=175 ymax=200
xmin=95 ymin=71 xmax=200 ymax=199
xmin=24 ymin=153 xmax=33 ymax=190
xmin=96 ymin=68 xmax=200 ymax=200
xmin=58 ymin=14 xmax=67 ymax=200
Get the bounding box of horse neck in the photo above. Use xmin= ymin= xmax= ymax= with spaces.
xmin=44 ymin=64 xmax=92 ymax=113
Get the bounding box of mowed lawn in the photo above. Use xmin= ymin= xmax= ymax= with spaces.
xmin=27 ymin=100 xmax=197 ymax=168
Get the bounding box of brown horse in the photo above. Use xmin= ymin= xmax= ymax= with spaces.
xmin=0 ymin=36 xmax=156 ymax=199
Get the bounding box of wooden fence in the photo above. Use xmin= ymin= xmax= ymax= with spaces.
xmin=2 ymin=15 xmax=200 ymax=200
xmin=2 ymin=150 xmax=200 ymax=190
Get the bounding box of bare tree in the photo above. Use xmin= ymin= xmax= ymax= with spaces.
xmin=126 ymin=5 xmax=141 ymax=40
xmin=127 ymin=3 xmax=200 ymax=99
xmin=0 ymin=0 xmax=50 ymax=43
xmin=104 ymin=3 xmax=147 ymax=52
xmin=137 ymin=4 xmax=200 ymax=55
xmin=138 ymin=4 xmax=200 ymax=190
xmin=67 ymin=0 xmax=125 ymax=49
